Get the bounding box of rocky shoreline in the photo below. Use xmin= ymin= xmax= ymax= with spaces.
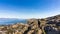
xmin=0 ymin=15 xmax=60 ymax=34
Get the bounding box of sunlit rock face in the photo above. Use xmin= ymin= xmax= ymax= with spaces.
xmin=0 ymin=14 xmax=60 ymax=34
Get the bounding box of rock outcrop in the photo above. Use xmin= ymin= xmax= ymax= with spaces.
xmin=0 ymin=14 xmax=60 ymax=34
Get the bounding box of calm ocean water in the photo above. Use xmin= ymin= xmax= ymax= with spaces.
xmin=0 ymin=18 xmax=27 ymax=25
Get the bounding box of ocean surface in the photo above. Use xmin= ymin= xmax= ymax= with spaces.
xmin=0 ymin=18 xmax=27 ymax=25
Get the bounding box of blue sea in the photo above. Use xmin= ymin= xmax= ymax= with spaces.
xmin=0 ymin=18 xmax=27 ymax=25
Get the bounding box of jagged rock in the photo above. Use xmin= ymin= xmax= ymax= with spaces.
xmin=0 ymin=15 xmax=60 ymax=34
xmin=27 ymin=29 xmax=34 ymax=34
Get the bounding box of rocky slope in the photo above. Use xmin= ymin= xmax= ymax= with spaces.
xmin=0 ymin=14 xmax=60 ymax=34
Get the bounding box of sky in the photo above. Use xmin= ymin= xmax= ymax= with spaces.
xmin=0 ymin=0 xmax=60 ymax=19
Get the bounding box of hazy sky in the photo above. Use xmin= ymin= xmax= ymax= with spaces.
xmin=0 ymin=0 xmax=60 ymax=19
